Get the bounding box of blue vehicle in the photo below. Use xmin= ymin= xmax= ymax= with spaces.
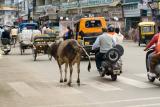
xmin=19 ymin=23 xmax=38 ymax=32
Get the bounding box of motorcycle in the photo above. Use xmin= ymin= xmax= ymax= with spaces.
xmin=146 ymin=47 xmax=160 ymax=82
xmin=1 ymin=38 xmax=11 ymax=55
xmin=98 ymin=45 xmax=124 ymax=81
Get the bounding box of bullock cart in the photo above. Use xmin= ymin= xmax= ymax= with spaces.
xmin=32 ymin=35 xmax=56 ymax=61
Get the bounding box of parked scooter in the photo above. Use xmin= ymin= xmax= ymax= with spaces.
xmin=98 ymin=45 xmax=124 ymax=81
xmin=146 ymin=47 xmax=160 ymax=82
xmin=1 ymin=38 xmax=11 ymax=55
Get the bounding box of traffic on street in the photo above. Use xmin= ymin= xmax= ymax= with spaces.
xmin=1 ymin=0 xmax=160 ymax=107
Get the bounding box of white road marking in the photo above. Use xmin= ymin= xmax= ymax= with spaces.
xmin=56 ymin=85 xmax=82 ymax=94
xmin=89 ymin=81 xmax=122 ymax=91
xmin=135 ymin=73 xmax=147 ymax=78
xmin=34 ymin=97 xmax=160 ymax=107
xmin=8 ymin=82 xmax=41 ymax=97
xmin=128 ymin=103 xmax=160 ymax=107
xmin=0 ymin=53 xmax=2 ymax=59
xmin=118 ymin=76 xmax=157 ymax=88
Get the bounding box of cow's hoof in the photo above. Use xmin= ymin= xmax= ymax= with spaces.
xmin=77 ymin=83 xmax=80 ymax=86
xmin=64 ymin=79 xmax=67 ymax=82
xmin=68 ymin=82 xmax=71 ymax=86
xmin=60 ymin=80 xmax=63 ymax=83
xmin=77 ymin=80 xmax=80 ymax=86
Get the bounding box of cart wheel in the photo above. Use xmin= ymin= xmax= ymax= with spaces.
xmin=47 ymin=47 xmax=52 ymax=61
xmin=138 ymin=41 xmax=141 ymax=46
xmin=33 ymin=49 xmax=37 ymax=61
xmin=48 ymin=54 xmax=52 ymax=61
xmin=20 ymin=47 xmax=23 ymax=55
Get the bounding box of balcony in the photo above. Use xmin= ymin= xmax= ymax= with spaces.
xmin=35 ymin=5 xmax=57 ymax=14
xmin=0 ymin=4 xmax=17 ymax=11
xmin=61 ymin=0 xmax=114 ymax=10
xmin=123 ymin=0 xmax=139 ymax=4
xmin=124 ymin=9 xmax=140 ymax=17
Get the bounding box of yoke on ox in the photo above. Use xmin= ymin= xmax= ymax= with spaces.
xmin=50 ymin=39 xmax=91 ymax=86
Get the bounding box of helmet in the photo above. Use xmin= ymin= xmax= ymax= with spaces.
xmin=107 ymin=25 xmax=115 ymax=32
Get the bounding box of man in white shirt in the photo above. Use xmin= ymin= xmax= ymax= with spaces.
xmin=114 ymin=28 xmax=124 ymax=44
xmin=92 ymin=27 xmax=117 ymax=71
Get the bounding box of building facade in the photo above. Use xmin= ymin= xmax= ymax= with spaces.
xmin=33 ymin=0 xmax=124 ymax=28
xmin=123 ymin=0 xmax=152 ymax=31
xmin=0 ymin=0 xmax=17 ymax=25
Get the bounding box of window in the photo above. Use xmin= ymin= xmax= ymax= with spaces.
xmin=124 ymin=0 xmax=139 ymax=3
xmin=142 ymin=26 xmax=153 ymax=33
xmin=85 ymin=20 xmax=102 ymax=28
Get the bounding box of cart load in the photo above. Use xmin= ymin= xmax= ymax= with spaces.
xmin=32 ymin=35 xmax=56 ymax=61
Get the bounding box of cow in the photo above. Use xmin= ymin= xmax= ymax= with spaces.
xmin=50 ymin=39 xmax=91 ymax=86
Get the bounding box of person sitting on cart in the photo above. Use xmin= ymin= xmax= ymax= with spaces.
xmin=63 ymin=26 xmax=74 ymax=40
xmin=31 ymin=28 xmax=42 ymax=42
xmin=1 ymin=27 xmax=11 ymax=45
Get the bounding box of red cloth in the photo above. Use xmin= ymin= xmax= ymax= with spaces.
xmin=146 ymin=33 xmax=160 ymax=53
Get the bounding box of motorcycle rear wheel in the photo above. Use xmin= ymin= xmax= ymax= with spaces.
xmin=99 ymin=71 xmax=105 ymax=77
xmin=111 ymin=74 xmax=117 ymax=81
xmin=147 ymin=74 xmax=155 ymax=82
xmin=4 ymin=51 xmax=9 ymax=55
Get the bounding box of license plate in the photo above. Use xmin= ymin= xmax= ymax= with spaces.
xmin=113 ymin=70 xmax=120 ymax=74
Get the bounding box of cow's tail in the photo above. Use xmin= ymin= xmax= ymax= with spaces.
xmin=80 ymin=46 xmax=91 ymax=72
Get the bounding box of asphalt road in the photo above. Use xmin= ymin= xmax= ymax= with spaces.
xmin=0 ymin=41 xmax=160 ymax=107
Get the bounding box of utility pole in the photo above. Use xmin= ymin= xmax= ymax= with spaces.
xmin=16 ymin=0 xmax=20 ymax=25
xmin=27 ymin=0 xmax=30 ymax=21
xmin=77 ymin=0 xmax=82 ymax=15
xmin=56 ymin=0 xmax=61 ymax=21
xmin=32 ymin=0 xmax=36 ymax=21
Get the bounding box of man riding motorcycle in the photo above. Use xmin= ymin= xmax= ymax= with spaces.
xmin=144 ymin=26 xmax=160 ymax=77
xmin=92 ymin=26 xmax=117 ymax=71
